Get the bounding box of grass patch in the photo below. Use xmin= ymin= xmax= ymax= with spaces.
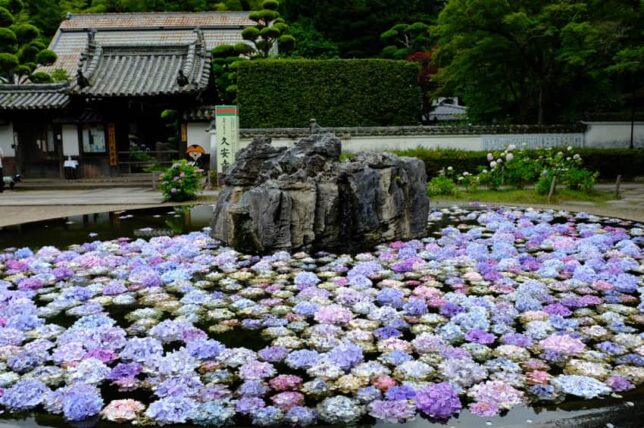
xmin=436 ymin=188 xmax=617 ymax=205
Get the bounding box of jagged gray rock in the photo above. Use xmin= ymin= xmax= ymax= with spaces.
xmin=211 ymin=133 xmax=429 ymax=253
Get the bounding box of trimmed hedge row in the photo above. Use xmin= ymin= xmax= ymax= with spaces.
xmin=391 ymin=147 xmax=644 ymax=180
xmin=236 ymin=59 xmax=421 ymax=128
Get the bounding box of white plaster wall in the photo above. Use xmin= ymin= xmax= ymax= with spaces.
xmin=0 ymin=122 xmax=16 ymax=156
xmin=341 ymin=135 xmax=482 ymax=152
xmin=583 ymin=122 xmax=644 ymax=148
xmin=62 ymin=124 xmax=80 ymax=156
xmin=234 ymin=122 xmax=643 ymax=154
xmin=187 ymin=123 xmax=211 ymax=152
xmin=238 ymin=135 xmax=482 ymax=152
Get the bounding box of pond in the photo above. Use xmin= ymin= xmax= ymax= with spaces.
xmin=0 ymin=205 xmax=642 ymax=428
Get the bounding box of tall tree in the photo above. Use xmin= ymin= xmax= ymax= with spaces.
xmin=241 ymin=0 xmax=294 ymax=58
xmin=432 ymin=0 xmax=640 ymax=124
xmin=211 ymin=0 xmax=294 ymax=103
xmin=25 ymin=0 xmax=62 ymax=37
xmin=380 ymin=22 xmax=431 ymax=59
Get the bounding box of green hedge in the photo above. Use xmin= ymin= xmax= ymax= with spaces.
xmin=236 ymin=59 xmax=421 ymax=128
xmin=392 ymin=147 xmax=644 ymax=180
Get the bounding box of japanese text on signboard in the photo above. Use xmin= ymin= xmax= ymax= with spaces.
xmin=215 ymin=105 xmax=239 ymax=173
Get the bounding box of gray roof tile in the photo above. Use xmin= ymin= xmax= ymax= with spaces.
xmin=0 ymin=83 xmax=70 ymax=110
xmin=71 ymin=31 xmax=210 ymax=97
xmin=41 ymin=13 xmax=251 ymax=76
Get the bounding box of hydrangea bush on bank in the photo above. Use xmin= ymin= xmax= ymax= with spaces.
xmin=0 ymin=206 xmax=642 ymax=426
xmin=427 ymin=144 xmax=599 ymax=196
xmin=159 ymin=160 xmax=203 ymax=202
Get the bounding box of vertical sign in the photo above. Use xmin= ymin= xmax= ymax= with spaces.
xmin=215 ymin=105 xmax=239 ymax=173
xmin=180 ymin=123 xmax=188 ymax=143
xmin=107 ymin=123 xmax=118 ymax=166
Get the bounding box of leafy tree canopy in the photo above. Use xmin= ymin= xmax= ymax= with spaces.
xmin=432 ymin=0 xmax=642 ymax=124
xmin=281 ymin=0 xmax=442 ymax=58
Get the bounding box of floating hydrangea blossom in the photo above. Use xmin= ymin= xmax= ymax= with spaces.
xmin=0 ymin=206 xmax=641 ymax=426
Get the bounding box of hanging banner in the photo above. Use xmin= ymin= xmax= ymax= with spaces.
xmin=215 ymin=105 xmax=240 ymax=173
xmin=106 ymin=123 xmax=118 ymax=166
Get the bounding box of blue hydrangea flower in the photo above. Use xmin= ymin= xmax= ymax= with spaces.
xmin=0 ymin=379 xmax=50 ymax=411
xmin=62 ymin=384 xmax=104 ymax=421
xmin=145 ymin=397 xmax=197 ymax=425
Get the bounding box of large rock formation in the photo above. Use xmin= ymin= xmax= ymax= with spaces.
xmin=211 ymin=133 xmax=429 ymax=253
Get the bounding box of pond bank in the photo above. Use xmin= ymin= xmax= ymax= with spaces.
xmin=0 ymin=183 xmax=642 ymax=228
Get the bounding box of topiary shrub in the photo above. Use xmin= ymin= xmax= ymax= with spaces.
xmin=35 ymin=49 xmax=56 ymax=66
xmin=159 ymin=160 xmax=203 ymax=202
xmin=29 ymin=71 xmax=52 ymax=83
xmin=0 ymin=7 xmax=14 ymax=27
xmin=0 ymin=26 xmax=16 ymax=47
xmin=12 ymin=23 xmax=38 ymax=43
xmin=0 ymin=52 xmax=18 ymax=74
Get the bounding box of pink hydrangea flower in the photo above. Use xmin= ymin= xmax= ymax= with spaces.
xmin=269 ymin=375 xmax=303 ymax=391
xmin=469 ymin=381 xmax=524 ymax=410
xmin=101 ymin=399 xmax=145 ymax=422
xmin=313 ymin=305 xmax=353 ymax=324
xmin=540 ymin=334 xmax=585 ymax=355
xmin=271 ymin=391 xmax=305 ymax=411
xmin=469 ymin=401 xmax=499 ymax=417
xmin=373 ymin=375 xmax=397 ymax=391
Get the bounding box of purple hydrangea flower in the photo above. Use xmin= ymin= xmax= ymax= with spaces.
xmin=464 ymin=329 xmax=496 ymax=345
xmin=368 ymin=399 xmax=416 ymax=423
xmin=385 ymin=385 xmax=416 ymax=400
xmin=415 ymin=382 xmax=461 ymax=419
xmin=327 ymin=343 xmax=364 ymax=370
xmin=258 ymin=346 xmax=289 ymax=363
xmin=186 ymin=339 xmax=224 ymax=360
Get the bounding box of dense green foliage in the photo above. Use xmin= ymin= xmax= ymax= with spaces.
xmin=287 ymin=17 xmax=338 ymax=59
xmin=0 ymin=0 xmax=57 ymax=82
xmin=0 ymin=0 xmax=636 ymax=127
xmin=432 ymin=0 xmax=643 ymax=124
xmin=394 ymin=147 xmax=644 ymax=181
xmin=281 ymin=0 xmax=440 ymax=58
xmin=236 ymin=59 xmax=421 ymax=128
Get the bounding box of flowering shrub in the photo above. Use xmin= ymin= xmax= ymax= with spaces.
xmin=427 ymin=167 xmax=457 ymax=196
xmin=435 ymin=145 xmax=598 ymax=195
xmin=159 ymin=160 xmax=203 ymax=202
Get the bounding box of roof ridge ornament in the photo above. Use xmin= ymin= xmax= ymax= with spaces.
xmin=177 ymin=69 xmax=189 ymax=87
xmin=87 ymin=28 xmax=97 ymax=45
xmin=194 ymin=27 xmax=205 ymax=49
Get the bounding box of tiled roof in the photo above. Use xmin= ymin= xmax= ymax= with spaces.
xmin=71 ymin=30 xmax=210 ymax=97
xmin=59 ymin=12 xmax=252 ymax=30
xmin=0 ymin=83 xmax=70 ymax=110
xmin=41 ymin=12 xmax=251 ymax=76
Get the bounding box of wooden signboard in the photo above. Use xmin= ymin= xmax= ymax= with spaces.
xmin=107 ymin=123 xmax=118 ymax=166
